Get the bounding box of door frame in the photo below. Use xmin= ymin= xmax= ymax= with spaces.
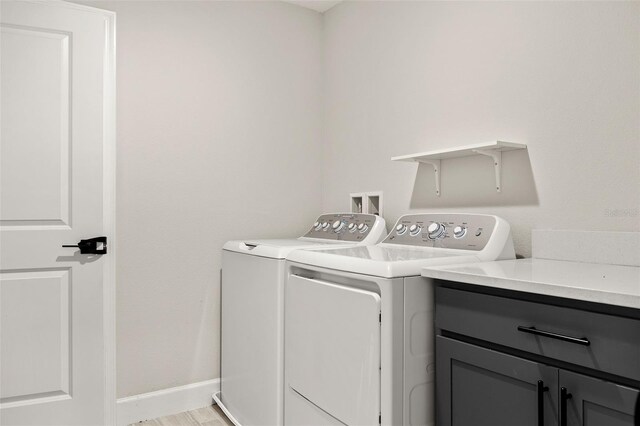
xmin=101 ymin=4 xmax=116 ymax=424
xmin=27 ymin=1 xmax=117 ymax=424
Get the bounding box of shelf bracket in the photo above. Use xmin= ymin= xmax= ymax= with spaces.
xmin=473 ymin=149 xmax=502 ymax=192
xmin=417 ymin=159 xmax=441 ymax=196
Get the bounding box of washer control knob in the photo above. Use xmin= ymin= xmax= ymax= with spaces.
xmin=332 ymin=220 xmax=345 ymax=232
xmin=357 ymin=223 xmax=369 ymax=233
xmin=409 ymin=224 xmax=421 ymax=236
xmin=396 ymin=224 xmax=407 ymax=235
xmin=313 ymin=221 xmax=322 ymax=231
xmin=322 ymin=222 xmax=330 ymax=231
xmin=347 ymin=223 xmax=357 ymax=232
xmin=427 ymin=222 xmax=446 ymax=239
xmin=453 ymin=226 xmax=467 ymax=239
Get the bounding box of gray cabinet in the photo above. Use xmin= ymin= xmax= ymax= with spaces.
xmin=437 ymin=336 xmax=558 ymax=426
xmin=560 ymin=370 xmax=638 ymax=426
xmin=435 ymin=284 xmax=640 ymax=426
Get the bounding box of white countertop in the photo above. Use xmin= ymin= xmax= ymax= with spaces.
xmin=422 ymin=258 xmax=640 ymax=310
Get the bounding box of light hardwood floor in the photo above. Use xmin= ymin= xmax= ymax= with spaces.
xmin=130 ymin=405 xmax=234 ymax=426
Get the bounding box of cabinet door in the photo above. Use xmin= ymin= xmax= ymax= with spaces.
xmin=560 ymin=370 xmax=639 ymax=426
xmin=437 ymin=336 xmax=558 ymax=426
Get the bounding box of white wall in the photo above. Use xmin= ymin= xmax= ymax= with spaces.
xmin=69 ymin=0 xmax=639 ymax=400
xmin=322 ymin=1 xmax=640 ymax=257
xmin=75 ymin=0 xmax=323 ymax=398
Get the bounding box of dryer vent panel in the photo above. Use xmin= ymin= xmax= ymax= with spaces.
xmin=351 ymin=193 xmax=364 ymax=214
xmin=367 ymin=194 xmax=381 ymax=216
xmin=350 ymin=192 xmax=383 ymax=216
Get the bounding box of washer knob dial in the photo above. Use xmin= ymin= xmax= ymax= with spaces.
xmin=427 ymin=222 xmax=446 ymax=239
xmin=332 ymin=220 xmax=345 ymax=232
xmin=409 ymin=224 xmax=421 ymax=236
xmin=313 ymin=221 xmax=322 ymax=231
xmin=321 ymin=222 xmax=330 ymax=231
xmin=396 ymin=224 xmax=407 ymax=235
xmin=453 ymin=226 xmax=467 ymax=239
xmin=357 ymin=223 xmax=369 ymax=233
xmin=347 ymin=223 xmax=357 ymax=232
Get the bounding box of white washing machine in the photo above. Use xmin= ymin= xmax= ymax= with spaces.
xmin=283 ymin=213 xmax=515 ymax=426
xmin=215 ymin=213 xmax=387 ymax=426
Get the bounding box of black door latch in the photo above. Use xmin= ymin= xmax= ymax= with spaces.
xmin=62 ymin=236 xmax=108 ymax=254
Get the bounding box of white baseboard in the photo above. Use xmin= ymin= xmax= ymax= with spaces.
xmin=117 ymin=378 xmax=220 ymax=426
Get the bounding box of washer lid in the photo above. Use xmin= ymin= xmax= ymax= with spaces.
xmin=223 ymin=238 xmax=356 ymax=259
xmin=286 ymin=244 xmax=481 ymax=278
xmin=309 ymin=244 xmax=468 ymax=261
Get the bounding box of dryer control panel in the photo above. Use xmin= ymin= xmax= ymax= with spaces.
xmin=383 ymin=214 xmax=498 ymax=251
xmin=303 ymin=213 xmax=381 ymax=242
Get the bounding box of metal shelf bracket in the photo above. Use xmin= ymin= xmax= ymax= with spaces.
xmin=473 ymin=149 xmax=502 ymax=192
xmin=417 ymin=159 xmax=441 ymax=196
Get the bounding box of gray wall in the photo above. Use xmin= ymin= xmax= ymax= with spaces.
xmin=321 ymin=1 xmax=640 ymax=257
xmin=75 ymin=0 xmax=323 ymax=397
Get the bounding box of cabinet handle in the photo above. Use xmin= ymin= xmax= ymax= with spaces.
xmin=537 ymin=380 xmax=549 ymax=426
xmin=560 ymin=387 xmax=572 ymax=426
xmin=517 ymin=326 xmax=590 ymax=346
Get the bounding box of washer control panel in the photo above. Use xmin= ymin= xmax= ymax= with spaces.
xmin=383 ymin=214 xmax=496 ymax=251
xmin=303 ymin=213 xmax=379 ymax=242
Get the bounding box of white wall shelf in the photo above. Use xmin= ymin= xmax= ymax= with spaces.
xmin=391 ymin=140 xmax=527 ymax=196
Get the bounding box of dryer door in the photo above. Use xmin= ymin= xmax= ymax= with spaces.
xmin=286 ymin=275 xmax=381 ymax=425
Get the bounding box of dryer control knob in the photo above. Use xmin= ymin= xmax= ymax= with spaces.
xmin=313 ymin=221 xmax=322 ymax=231
xmin=347 ymin=223 xmax=357 ymax=232
xmin=357 ymin=223 xmax=369 ymax=233
xmin=322 ymin=222 xmax=330 ymax=231
xmin=396 ymin=224 xmax=407 ymax=235
xmin=409 ymin=224 xmax=422 ymax=236
xmin=453 ymin=226 xmax=467 ymax=238
xmin=427 ymin=222 xmax=445 ymax=239
xmin=332 ymin=220 xmax=345 ymax=232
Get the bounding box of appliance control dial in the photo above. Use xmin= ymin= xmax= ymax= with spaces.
xmin=453 ymin=226 xmax=467 ymax=238
xmin=347 ymin=223 xmax=357 ymax=232
xmin=321 ymin=222 xmax=330 ymax=231
xmin=396 ymin=224 xmax=407 ymax=235
xmin=427 ymin=222 xmax=446 ymax=239
xmin=409 ymin=224 xmax=421 ymax=236
xmin=313 ymin=221 xmax=322 ymax=231
xmin=357 ymin=223 xmax=369 ymax=233
xmin=332 ymin=220 xmax=345 ymax=232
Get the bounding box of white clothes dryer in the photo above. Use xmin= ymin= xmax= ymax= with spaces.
xmin=284 ymin=213 xmax=515 ymax=426
xmin=215 ymin=213 xmax=387 ymax=426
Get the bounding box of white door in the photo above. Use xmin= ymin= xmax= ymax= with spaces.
xmin=286 ymin=275 xmax=381 ymax=426
xmin=0 ymin=1 xmax=115 ymax=425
